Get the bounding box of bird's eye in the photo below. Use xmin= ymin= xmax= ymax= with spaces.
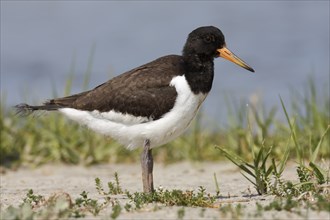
xmin=204 ymin=35 xmax=214 ymax=43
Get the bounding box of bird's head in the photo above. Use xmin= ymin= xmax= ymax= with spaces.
xmin=183 ymin=26 xmax=254 ymax=72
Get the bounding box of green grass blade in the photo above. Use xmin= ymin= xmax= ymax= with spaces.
xmin=260 ymin=146 xmax=273 ymax=171
xmin=216 ymin=146 xmax=256 ymax=178
xmin=254 ymin=146 xmax=263 ymax=168
xmin=279 ymin=141 xmax=291 ymax=175
xmin=309 ymin=162 xmax=325 ymax=184
xmin=265 ymin=165 xmax=274 ymax=177
xmin=241 ymin=172 xmax=257 ymax=187
xmin=279 ymin=96 xmax=303 ymax=165
xmin=271 ymin=158 xmax=278 ymax=175
xmin=213 ymin=173 xmax=220 ymax=195
xmin=311 ymin=125 xmax=330 ymax=163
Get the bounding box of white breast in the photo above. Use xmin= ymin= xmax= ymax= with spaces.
xmin=59 ymin=75 xmax=207 ymax=149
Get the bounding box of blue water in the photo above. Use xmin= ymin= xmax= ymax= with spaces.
xmin=1 ymin=1 xmax=329 ymax=127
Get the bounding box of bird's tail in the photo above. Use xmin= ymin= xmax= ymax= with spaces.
xmin=15 ymin=90 xmax=90 ymax=116
xmin=15 ymin=102 xmax=61 ymax=116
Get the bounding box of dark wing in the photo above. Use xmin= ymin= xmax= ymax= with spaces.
xmin=47 ymin=55 xmax=186 ymax=120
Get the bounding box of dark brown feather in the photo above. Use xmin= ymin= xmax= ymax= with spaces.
xmin=46 ymin=55 xmax=186 ymax=120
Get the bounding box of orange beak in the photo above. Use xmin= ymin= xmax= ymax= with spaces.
xmin=217 ymin=47 xmax=254 ymax=72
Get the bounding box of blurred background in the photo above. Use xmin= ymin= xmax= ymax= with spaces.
xmin=1 ymin=1 xmax=329 ymax=127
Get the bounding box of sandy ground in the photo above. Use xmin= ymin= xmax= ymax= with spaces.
xmin=0 ymin=162 xmax=329 ymax=220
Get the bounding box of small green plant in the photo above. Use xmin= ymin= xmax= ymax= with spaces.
xmin=260 ymin=192 xmax=330 ymax=214
xmin=125 ymin=186 xmax=217 ymax=209
xmin=217 ymin=93 xmax=329 ymax=198
xmin=280 ymin=96 xmax=329 ymax=192
xmin=95 ymin=173 xmax=123 ymax=196
xmin=110 ymin=201 xmax=122 ymax=220
xmin=264 ymin=196 xmax=300 ymax=212
xmin=1 ymin=191 xmax=75 ymax=219
xmin=219 ymin=203 xmax=245 ymax=219
xmin=74 ymin=190 xmax=111 ymax=216
xmin=108 ymin=172 xmax=123 ymax=195
xmin=1 ymin=175 xmax=124 ymax=219
xmin=22 ymin=189 xmax=45 ymax=207
xmin=177 ymin=207 xmax=185 ymax=220
xmin=216 ymin=145 xmax=274 ymax=195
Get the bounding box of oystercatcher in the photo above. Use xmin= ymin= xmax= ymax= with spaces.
xmin=16 ymin=26 xmax=254 ymax=193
